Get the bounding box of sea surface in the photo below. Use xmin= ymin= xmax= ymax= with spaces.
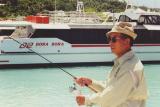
xmin=0 ymin=64 xmax=159 ymax=107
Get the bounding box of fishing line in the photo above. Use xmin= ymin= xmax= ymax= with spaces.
xmin=8 ymin=36 xmax=97 ymax=93
xmin=8 ymin=36 xmax=75 ymax=78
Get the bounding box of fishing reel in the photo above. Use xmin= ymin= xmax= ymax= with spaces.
xmin=69 ymin=83 xmax=93 ymax=107
xmin=69 ymin=83 xmax=81 ymax=95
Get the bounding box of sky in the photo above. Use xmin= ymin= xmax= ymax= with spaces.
xmin=124 ymin=0 xmax=160 ymax=8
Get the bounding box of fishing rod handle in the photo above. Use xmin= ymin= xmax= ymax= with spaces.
xmin=74 ymin=77 xmax=97 ymax=93
xmin=85 ymin=84 xmax=97 ymax=93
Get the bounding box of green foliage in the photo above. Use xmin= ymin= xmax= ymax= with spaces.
xmin=85 ymin=7 xmax=97 ymax=12
xmin=0 ymin=0 xmax=126 ymax=18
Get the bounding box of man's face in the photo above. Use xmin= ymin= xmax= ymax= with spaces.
xmin=107 ymin=33 xmax=129 ymax=57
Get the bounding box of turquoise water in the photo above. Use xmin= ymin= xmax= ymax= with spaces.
xmin=0 ymin=64 xmax=159 ymax=107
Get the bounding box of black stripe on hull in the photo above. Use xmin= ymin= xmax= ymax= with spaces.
xmin=0 ymin=62 xmax=113 ymax=69
xmin=0 ymin=61 xmax=160 ymax=69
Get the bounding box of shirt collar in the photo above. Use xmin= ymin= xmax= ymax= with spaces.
xmin=114 ymin=50 xmax=135 ymax=66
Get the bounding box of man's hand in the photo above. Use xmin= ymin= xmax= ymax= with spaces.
xmin=76 ymin=95 xmax=85 ymax=106
xmin=75 ymin=77 xmax=92 ymax=87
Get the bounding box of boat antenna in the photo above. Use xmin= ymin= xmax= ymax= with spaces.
xmin=8 ymin=36 xmax=97 ymax=93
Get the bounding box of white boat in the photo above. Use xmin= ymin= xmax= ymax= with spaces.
xmin=0 ymin=11 xmax=160 ymax=68
xmin=0 ymin=21 xmax=113 ymax=68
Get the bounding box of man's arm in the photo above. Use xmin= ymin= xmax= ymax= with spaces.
xmin=76 ymin=77 xmax=106 ymax=92
xmin=84 ymin=71 xmax=134 ymax=107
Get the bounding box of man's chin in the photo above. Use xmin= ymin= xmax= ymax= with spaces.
xmin=111 ymin=49 xmax=117 ymax=55
xmin=111 ymin=49 xmax=114 ymax=53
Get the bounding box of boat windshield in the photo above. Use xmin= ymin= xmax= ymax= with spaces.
xmin=9 ymin=25 xmax=34 ymax=38
xmin=119 ymin=14 xmax=160 ymax=25
xmin=138 ymin=15 xmax=160 ymax=25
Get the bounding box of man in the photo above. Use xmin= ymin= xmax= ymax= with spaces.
xmin=75 ymin=22 xmax=148 ymax=107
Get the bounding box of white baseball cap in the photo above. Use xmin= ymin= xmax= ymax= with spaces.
xmin=107 ymin=22 xmax=137 ymax=40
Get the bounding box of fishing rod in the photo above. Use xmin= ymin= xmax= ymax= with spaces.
xmin=8 ymin=36 xmax=97 ymax=93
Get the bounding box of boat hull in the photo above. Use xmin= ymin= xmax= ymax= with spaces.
xmin=0 ymin=38 xmax=160 ymax=68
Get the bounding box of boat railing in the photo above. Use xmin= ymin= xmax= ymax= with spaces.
xmin=41 ymin=11 xmax=104 ymax=24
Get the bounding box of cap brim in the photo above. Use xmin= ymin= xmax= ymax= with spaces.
xmin=106 ymin=31 xmax=121 ymax=37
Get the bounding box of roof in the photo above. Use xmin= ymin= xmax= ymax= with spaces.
xmin=123 ymin=13 xmax=141 ymax=20
xmin=120 ymin=12 xmax=160 ymax=21
xmin=32 ymin=23 xmax=70 ymax=29
xmin=0 ymin=21 xmax=70 ymax=29
xmin=0 ymin=27 xmax=15 ymax=30
xmin=125 ymin=8 xmax=147 ymax=14
xmin=0 ymin=21 xmax=31 ymax=27
xmin=144 ymin=25 xmax=160 ymax=30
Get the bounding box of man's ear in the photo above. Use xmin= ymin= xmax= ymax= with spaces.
xmin=124 ymin=38 xmax=130 ymax=46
